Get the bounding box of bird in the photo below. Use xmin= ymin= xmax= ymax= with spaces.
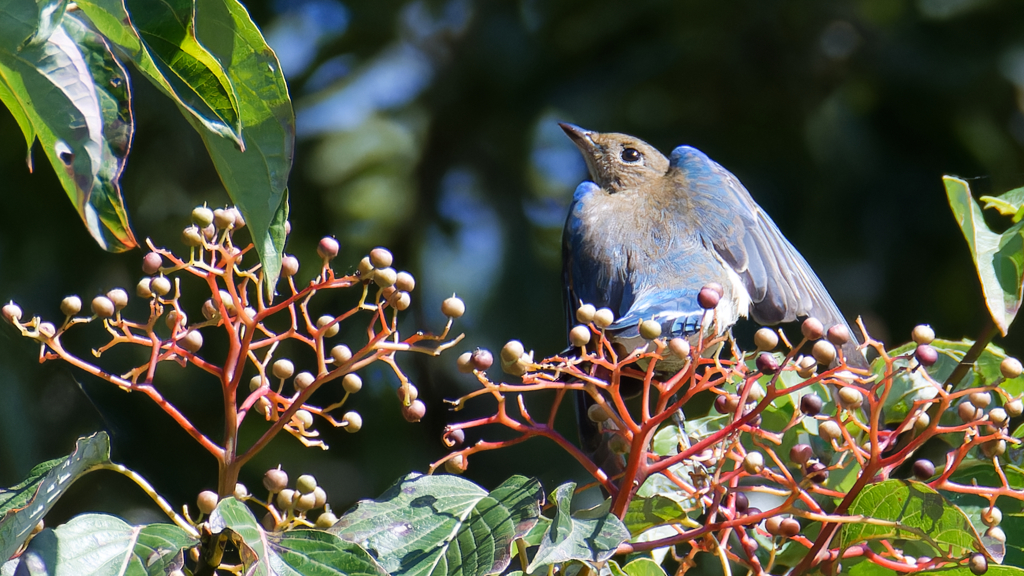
xmin=558 ymin=123 xmax=867 ymax=479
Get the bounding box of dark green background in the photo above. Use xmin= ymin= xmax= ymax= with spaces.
xmin=2 ymin=0 xmax=1023 ymax=524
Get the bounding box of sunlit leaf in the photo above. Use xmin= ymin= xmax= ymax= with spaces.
xmin=945 ymin=176 xmax=1024 ymax=336
xmin=837 ymin=479 xmax=989 ymax=560
xmin=331 ymin=474 xmax=544 ymax=576
xmin=190 ymin=0 xmax=293 ymax=297
xmin=526 ymin=483 xmax=629 ymax=572
xmin=0 ymin=432 xmax=112 ymax=561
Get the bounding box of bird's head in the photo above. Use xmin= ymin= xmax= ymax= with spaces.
xmin=559 ymin=123 xmax=669 ymax=194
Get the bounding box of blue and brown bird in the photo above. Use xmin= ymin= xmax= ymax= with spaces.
xmin=559 ymin=123 xmax=867 ymax=477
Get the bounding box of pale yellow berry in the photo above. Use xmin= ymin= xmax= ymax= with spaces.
xmin=374 ymin=267 xmax=397 ymax=288
xmin=754 ymin=327 xmax=778 ymax=351
xmin=273 ymin=359 xmax=295 ymax=379
xmin=370 ymin=247 xmax=393 ymax=269
xmin=293 ymin=409 xmax=313 ymax=429
xmin=576 ymin=304 xmax=596 ymax=323
xmin=441 ymin=296 xmax=465 ymax=318
xmin=294 ymin=372 xmax=315 ymax=391
xmin=394 ymin=292 xmax=411 ymax=310
xmin=150 ymin=276 xmax=172 ymax=297
xmin=343 ymin=411 xmax=362 ymax=433
xmin=395 ymin=271 xmax=415 ymax=292
xmin=136 ymin=278 xmax=153 ymax=298
xmin=593 ymin=308 xmax=615 ymax=329
xmin=106 ymin=288 xmax=128 ymax=310
xmin=1000 ymin=357 xmax=1023 ymax=379
xmin=743 ymin=451 xmax=764 ymax=474
xmin=91 ymin=295 xmax=115 ymax=318
xmin=569 ymin=325 xmax=591 ymax=347
xmin=60 ymin=296 xmax=82 ymax=316
xmin=181 ymin=330 xmax=203 ymax=353
xmin=669 ymin=338 xmax=690 ymax=358
xmin=911 ymin=324 xmax=935 ymax=345
xmin=838 ymin=387 xmax=864 ymax=410
xmin=640 ymin=320 xmax=661 ymax=340
xmin=317 ymin=315 xmax=339 ymax=337
xmin=812 ymin=340 xmax=836 ymax=365
xmin=501 ymin=340 xmax=525 ymax=362
xmin=342 ymin=373 xmax=362 ymax=393
xmin=331 ymin=344 xmax=352 ymax=365
xmin=819 ymin=420 xmax=842 ymax=443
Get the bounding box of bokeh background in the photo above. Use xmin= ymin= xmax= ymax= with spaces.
xmin=3 ymin=0 xmax=1024 ymax=524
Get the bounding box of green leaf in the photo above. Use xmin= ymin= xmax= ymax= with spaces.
xmin=6 ymin=514 xmax=195 ymax=576
xmin=74 ymin=0 xmax=242 ymax=145
xmin=0 ymin=432 xmax=112 ymax=561
xmin=837 ymin=479 xmax=985 ymax=559
xmin=619 ymin=558 xmax=667 ymax=576
xmin=189 ymin=0 xmax=293 ymax=297
xmin=880 ymin=338 xmax=1024 ymax=399
xmin=526 ymin=483 xmax=629 ymax=572
xmin=980 ymin=187 xmax=1024 ymax=220
xmin=331 ymin=473 xmax=545 ymax=576
xmin=945 ymin=176 xmax=1024 ymax=336
xmin=624 ymin=495 xmax=687 ymax=536
xmin=0 ymin=8 xmax=138 ymax=251
xmin=211 ymin=497 xmax=387 ymax=576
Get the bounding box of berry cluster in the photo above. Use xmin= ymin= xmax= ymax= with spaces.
xmin=436 ymin=284 xmax=1022 ymax=575
xmin=2 ymin=205 xmax=463 ymax=498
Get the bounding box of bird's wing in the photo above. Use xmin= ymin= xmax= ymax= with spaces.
xmin=668 ymin=145 xmax=865 ymax=365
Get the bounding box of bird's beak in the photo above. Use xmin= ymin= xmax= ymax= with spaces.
xmin=559 ymin=123 xmax=597 ymax=153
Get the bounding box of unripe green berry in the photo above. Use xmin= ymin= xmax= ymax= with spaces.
xmin=1000 ymin=357 xmax=1023 ymax=379
xmin=150 ymin=276 xmax=172 ymax=297
xmin=197 ymin=490 xmax=219 ymax=515
xmin=315 ymin=512 xmax=337 ymax=529
xmin=587 ymin=403 xmax=611 ymax=422
xmin=273 ymin=359 xmax=294 ymax=379
xmin=593 ymin=308 xmax=615 ymax=329
xmin=313 ymin=486 xmax=327 ymax=509
xmin=754 ymin=327 xmax=778 ymax=351
xmin=569 ymin=325 xmax=591 ymax=347
xmin=445 ymin=455 xmax=467 ymax=474
xmin=639 ymin=320 xmax=661 ymax=340
xmin=317 ymin=315 xmax=339 ymax=337
xmin=295 ymin=474 xmax=317 ymax=495
xmin=343 ymin=411 xmax=362 ymax=432
xmin=61 ymin=296 xmax=82 ymax=316
xmin=263 ymin=468 xmax=288 ymax=493
xmin=342 ymin=373 xmax=362 ymax=393
xmin=91 ymin=295 xmax=115 ymax=318
xmin=441 ymin=296 xmax=465 ymax=318
xmin=276 ymin=489 xmax=297 ymax=511
xmin=295 ymin=494 xmax=315 ymax=513
xmin=192 ymin=206 xmax=214 ymax=227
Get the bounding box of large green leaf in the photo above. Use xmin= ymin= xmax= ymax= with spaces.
xmin=74 ymin=0 xmax=242 ymax=145
xmin=331 ymin=474 xmax=544 ymax=576
xmin=837 ymin=480 xmax=985 ymax=559
xmin=945 ymin=176 xmax=1024 ymax=336
xmin=526 ymin=483 xmax=629 ymax=572
xmin=190 ymin=0 xmax=292 ymax=296
xmin=3 ymin=514 xmax=195 ymax=576
xmin=207 ymin=498 xmax=386 ymax=576
xmin=624 ymin=495 xmax=687 ymax=536
xmin=0 ymin=432 xmax=112 ymax=561
xmin=0 ymin=2 xmax=137 ymax=251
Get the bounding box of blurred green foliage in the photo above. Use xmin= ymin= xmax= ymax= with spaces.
xmin=3 ymin=0 xmax=1024 ymax=525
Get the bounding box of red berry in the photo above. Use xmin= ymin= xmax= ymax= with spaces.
xmin=733 ymin=491 xmax=748 ymax=513
xmin=403 ymin=399 xmax=426 ymax=422
xmin=471 ymin=349 xmax=493 ymax=370
xmin=915 ymin=344 xmax=938 ymax=367
xmin=805 ymin=461 xmax=828 ymax=483
xmin=697 ymin=284 xmax=722 ymax=309
xmin=317 ymin=237 xmax=339 ymax=260
xmin=912 ymin=459 xmax=935 ymax=480
xmin=446 ymin=428 xmax=466 ymax=449
xmin=800 ymin=394 xmax=822 ymax=416
xmin=756 ymin=352 xmax=779 ymax=375
xmin=826 ymin=324 xmax=851 ymax=346
xmin=142 ymin=252 xmax=163 ymax=275
xmin=801 ymin=317 xmax=824 ymax=340
xmin=790 ymin=444 xmax=813 ymax=465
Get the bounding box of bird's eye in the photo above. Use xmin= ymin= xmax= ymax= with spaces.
xmin=620 ymin=148 xmax=642 ymax=163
